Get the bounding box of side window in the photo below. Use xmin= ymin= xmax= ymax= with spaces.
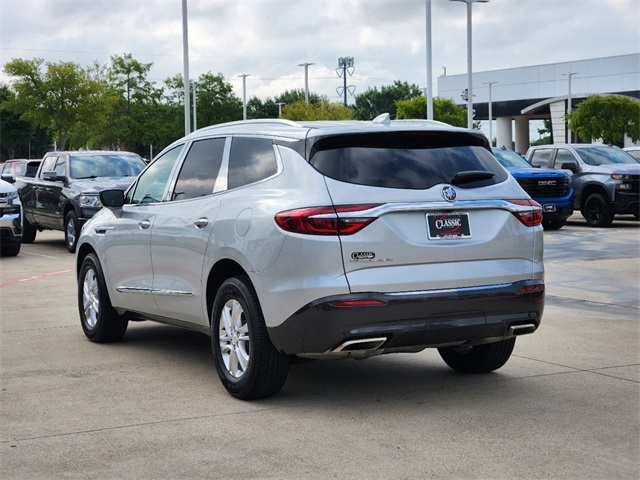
xmin=529 ymin=150 xmax=552 ymax=168
xmin=40 ymin=156 xmax=58 ymax=176
xmin=228 ymin=137 xmax=277 ymax=189
xmin=554 ymin=149 xmax=578 ymax=170
xmin=172 ymin=138 xmax=225 ymax=201
xmin=127 ymin=145 xmax=184 ymax=205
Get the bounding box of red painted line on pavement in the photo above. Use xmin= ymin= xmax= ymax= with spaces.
xmin=0 ymin=269 xmax=74 ymax=289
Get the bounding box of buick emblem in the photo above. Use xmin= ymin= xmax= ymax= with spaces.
xmin=441 ymin=186 xmax=457 ymax=202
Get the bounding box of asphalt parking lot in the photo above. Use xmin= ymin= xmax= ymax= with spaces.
xmin=1 ymin=213 xmax=638 ymax=479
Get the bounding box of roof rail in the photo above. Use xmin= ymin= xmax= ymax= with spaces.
xmin=196 ymin=118 xmax=301 ymax=133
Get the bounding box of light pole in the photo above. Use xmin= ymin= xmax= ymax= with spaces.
xmin=275 ymin=102 xmax=285 ymax=117
xmin=182 ymin=0 xmax=191 ymax=135
xmin=450 ymin=0 xmax=489 ymax=129
xmin=192 ymin=81 xmax=198 ymax=131
xmin=425 ymin=0 xmax=433 ymax=120
xmin=485 ymin=81 xmax=497 ymax=145
xmin=562 ymin=72 xmax=578 ymax=144
xmin=238 ymin=74 xmax=250 ymax=120
xmin=298 ymin=63 xmax=314 ymax=104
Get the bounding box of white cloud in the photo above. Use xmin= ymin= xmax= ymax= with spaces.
xmin=1 ymin=0 xmax=637 ymax=103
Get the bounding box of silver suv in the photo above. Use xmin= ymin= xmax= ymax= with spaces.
xmin=76 ymin=118 xmax=545 ymax=399
xmin=526 ymin=144 xmax=640 ymax=227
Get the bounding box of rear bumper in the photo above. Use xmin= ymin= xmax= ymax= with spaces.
xmin=268 ymin=280 xmax=544 ymax=355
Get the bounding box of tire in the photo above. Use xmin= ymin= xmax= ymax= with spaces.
xmin=0 ymin=243 xmax=21 ymax=257
xmin=22 ymin=216 xmax=37 ymax=244
xmin=65 ymin=211 xmax=80 ymax=253
xmin=542 ymin=220 xmax=565 ymax=230
xmin=78 ymin=253 xmax=128 ymax=343
xmin=582 ymin=193 xmax=614 ymax=227
xmin=211 ymin=276 xmax=289 ymax=400
xmin=438 ymin=337 xmax=516 ymax=374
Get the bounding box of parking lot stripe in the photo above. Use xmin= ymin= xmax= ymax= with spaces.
xmin=0 ymin=269 xmax=74 ymax=289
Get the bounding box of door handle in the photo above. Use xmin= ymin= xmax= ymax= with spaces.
xmin=139 ymin=220 xmax=151 ymax=229
xmin=194 ymin=218 xmax=209 ymax=229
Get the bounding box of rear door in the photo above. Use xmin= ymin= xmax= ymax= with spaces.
xmin=150 ymin=137 xmax=226 ymax=326
xmin=308 ymin=131 xmax=540 ymax=293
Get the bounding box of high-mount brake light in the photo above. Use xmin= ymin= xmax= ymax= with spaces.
xmin=507 ymin=199 xmax=543 ymax=227
xmin=274 ymin=204 xmax=381 ymax=235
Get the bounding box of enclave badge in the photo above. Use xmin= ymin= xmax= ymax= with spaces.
xmin=441 ymin=186 xmax=457 ymax=202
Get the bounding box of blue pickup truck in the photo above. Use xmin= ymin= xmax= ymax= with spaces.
xmin=492 ymin=147 xmax=574 ymax=230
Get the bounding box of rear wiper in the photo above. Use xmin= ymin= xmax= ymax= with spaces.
xmin=450 ymin=170 xmax=495 ymax=186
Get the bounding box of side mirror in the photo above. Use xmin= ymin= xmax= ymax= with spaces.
xmin=1 ymin=173 xmax=16 ymax=184
xmin=560 ymin=162 xmax=578 ymax=174
xmin=42 ymin=171 xmax=64 ymax=182
xmin=100 ymin=189 xmax=125 ymax=208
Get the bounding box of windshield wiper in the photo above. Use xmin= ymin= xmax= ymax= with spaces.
xmin=450 ymin=170 xmax=495 ymax=186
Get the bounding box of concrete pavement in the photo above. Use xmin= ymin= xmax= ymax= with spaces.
xmin=1 ymin=215 xmax=638 ymax=479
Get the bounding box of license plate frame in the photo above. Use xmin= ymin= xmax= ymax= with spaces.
xmin=426 ymin=212 xmax=472 ymax=240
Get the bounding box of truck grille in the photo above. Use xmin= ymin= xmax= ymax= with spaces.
xmin=516 ymin=177 xmax=570 ymax=198
xmin=625 ymin=175 xmax=640 ymax=194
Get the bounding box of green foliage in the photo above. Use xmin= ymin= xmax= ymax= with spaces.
xmin=275 ymin=89 xmax=322 ymax=106
xmin=396 ymin=96 xmax=469 ymax=128
xmin=352 ymin=81 xmax=423 ymax=120
xmin=247 ymin=96 xmax=279 ymax=119
xmin=281 ymin=100 xmax=354 ymax=121
xmin=3 ymin=58 xmax=109 ymax=150
xmin=566 ymin=95 xmax=640 ymax=145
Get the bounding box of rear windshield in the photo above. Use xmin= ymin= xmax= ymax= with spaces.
xmin=309 ymin=132 xmax=507 ymax=189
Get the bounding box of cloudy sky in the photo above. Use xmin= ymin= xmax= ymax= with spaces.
xmin=1 ymin=0 xmax=638 ymax=105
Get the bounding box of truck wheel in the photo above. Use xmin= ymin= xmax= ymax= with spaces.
xmin=211 ymin=276 xmax=289 ymax=399
xmin=542 ymin=220 xmax=565 ymax=230
xmin=583 ymin=193 xmax=614 ymax=227
xmin=438 ymin=338 xmax=516 ymax=373
xmin=0 ymin=243 xmax=21 ymax=257
xmin=65 ymin=211 xmax=80 ymax=253
xmin=78 ymin=253 xmax=128 ymax=343
xmin=22 ymin=217 xmax=37 ymax=244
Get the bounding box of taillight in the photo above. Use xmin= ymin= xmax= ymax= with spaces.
xmin=507 ymin=199 xmax=543 ymax=227
xmin=274 ymin=204 xmax=381 ymax=235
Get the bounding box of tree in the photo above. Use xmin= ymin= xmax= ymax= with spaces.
xmin=566 ymin=95 xmax=640 ymax=145
xmin=0 ymin=85 xmax=38 ymax=160
xmin=281 ymin=100 xmax=353 ymax=121
xmin=3 ymin=58 xmax=109 ymax=150
xmin=396 ymin=96 xmax=471 ymax=128
xmin=275 ymin=89 xmax=321 ymax=106
xmin=166 ymin=72 xmax=243 ymax=129
xmin=353 ymin=81 xmax=423 ymax=120
xmin=99 ymin=53 xmax=164 ymax=153
xmin=247 ymin=96 xmax=279 ymax=119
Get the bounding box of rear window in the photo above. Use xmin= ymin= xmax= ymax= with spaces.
xmin=309 ymin=132 xmax=507 ymax=189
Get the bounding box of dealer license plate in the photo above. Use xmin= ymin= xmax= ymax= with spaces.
xmin=427 ymin=212 xmax=472 ymax=240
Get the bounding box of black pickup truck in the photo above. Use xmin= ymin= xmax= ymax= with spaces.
xmin=19 ymin=150 xmax=146 ymax=252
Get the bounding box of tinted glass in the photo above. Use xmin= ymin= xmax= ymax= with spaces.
xmin=529 ymin=149 xmax=552 ymax=167
xmin=172 ymin=138 xmax=225 ymax=200
xmin=228 ymin=137 xmax=277 ymax=189
xmin=70 ymin=153 xmax=145 ymax=179
xmin=492 ymin=149 xmax=531 ymax=168
xmin=127 ymin=145 xmax=184 ymax=204
xmin=40 ymin=156 xmax=58 ymax=176
xmin=553 ymin=149 xmax=577 ymax=169
xmin=25 ymin=162 xmax=40 ymax=177
xmin=575 ymin=147 xmax=639 ymax=166
xmin=310 ymin=132 xmax=507 ymax=189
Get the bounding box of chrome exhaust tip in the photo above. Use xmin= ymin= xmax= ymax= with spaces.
xmin=331 ymin=337 xmax=388 ymax=353
xmin=509 ymin=323 xmax=536 ymax=336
